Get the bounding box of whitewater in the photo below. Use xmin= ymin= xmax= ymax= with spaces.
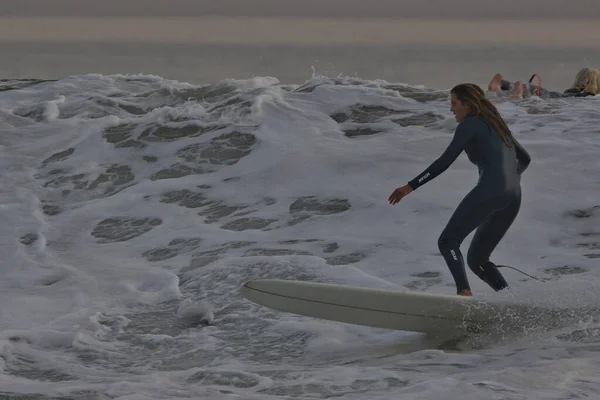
xmin=0 ymin=73 xmax=599 ymax=399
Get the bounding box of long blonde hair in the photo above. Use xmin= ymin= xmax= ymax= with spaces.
xmin=451 ymin=83 xmax=514 ymax=148
xmin=571 ymin=68 xmax=600 ymax=95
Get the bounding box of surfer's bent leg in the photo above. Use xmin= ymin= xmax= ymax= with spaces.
xmin=437 ymin=189 xmax=503 ymax=293
xmin=466 ymin=191 xmax=521 ymax=291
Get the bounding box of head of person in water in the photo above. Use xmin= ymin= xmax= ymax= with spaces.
xmin=450 ymin=83 xmax=514 ymax=147
xmin=572 ymin=68 xmax=600 ymax=95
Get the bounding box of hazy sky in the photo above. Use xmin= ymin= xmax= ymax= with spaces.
xmin=2 ymin=18 xmax=598 ymax=48
xmin=2 ymin=0 xmax=598 ymax=86
xmin=1 ymin=0 xmax=599 ymax=19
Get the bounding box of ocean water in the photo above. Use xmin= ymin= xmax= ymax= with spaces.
xmin=0 ymin=73 xmax=599 ymax=399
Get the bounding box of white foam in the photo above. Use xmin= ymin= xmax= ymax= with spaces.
xmin=177 ymin=298 xmax=214 ymax=324
xmin=0 ymin=74 xmax=598 ymax=399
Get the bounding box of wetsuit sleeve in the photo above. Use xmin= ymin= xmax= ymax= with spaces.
xmin=562 ymin=88 xmax=594 ymax=97
xmin=501 ymin=80 xmax=512 ymax=91
xmin=572 ymin=91 xmax=594 ymax=97
xmin=513 ymin=136 xmax=531 ymax=175
xmin=407 ymin=120 xmax=477 ymax=190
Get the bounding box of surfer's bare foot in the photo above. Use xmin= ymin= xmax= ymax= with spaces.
xmin=458 ymin=289 xmax=473 ymax=296
xmin=488 ymin=73 xmax=503 ymax=91
xmin=510 ymin=80 xmax=524 ymax=99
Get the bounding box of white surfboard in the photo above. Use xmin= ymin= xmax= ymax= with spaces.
xmin=240 ymin=279 xmax=562 ymax=337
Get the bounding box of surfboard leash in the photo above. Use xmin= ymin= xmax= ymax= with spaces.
xmin=500 ymin=265 xmax=547 ymax=283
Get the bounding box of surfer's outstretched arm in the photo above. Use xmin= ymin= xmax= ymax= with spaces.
xmin=407 ymin=118 xmax=477 ymax=190
xmin=388 ymin=118 xmax=478 ymax=205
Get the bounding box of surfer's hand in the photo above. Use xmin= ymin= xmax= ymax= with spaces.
xmin=388 ymin=185 xmax=413 ymax=205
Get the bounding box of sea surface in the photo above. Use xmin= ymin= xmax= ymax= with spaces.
xmin=0 ymin=74 xmax=599 ymax=399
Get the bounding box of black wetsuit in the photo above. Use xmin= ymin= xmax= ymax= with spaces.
xmin=500 ymin=79 xmax=594 ymax=99
xmin=407 ymin=115 xmax=531 ymax=293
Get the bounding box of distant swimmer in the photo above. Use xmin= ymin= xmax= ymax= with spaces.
xmin=487 ymin=67 xmax=600 ymax=100
xmin=388 ymin=83 xmax=531 ymax=297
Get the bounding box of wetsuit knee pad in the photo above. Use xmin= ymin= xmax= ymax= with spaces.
xmin=475 ymin=261 xmax=508 ymax=291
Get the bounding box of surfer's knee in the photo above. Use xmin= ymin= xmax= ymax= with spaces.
xmin=438 ymin=231 xmax=462 ymax=255
xmin=437 ymin=235 xmax=445 ymax=250
xmin=437 ymin=236 xmax=448 ymax=255
xmin=437 ymin=231 xmax=453 ymax=250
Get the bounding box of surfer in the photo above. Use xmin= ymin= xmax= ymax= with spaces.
xmin=487 ymin=67 xmax=599 ymax=99
xmin=388 ymin=83 xmax=531 ymax=296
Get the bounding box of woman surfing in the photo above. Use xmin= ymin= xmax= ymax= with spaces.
xmin=388 ymin=84 xmax=531 ymax=296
